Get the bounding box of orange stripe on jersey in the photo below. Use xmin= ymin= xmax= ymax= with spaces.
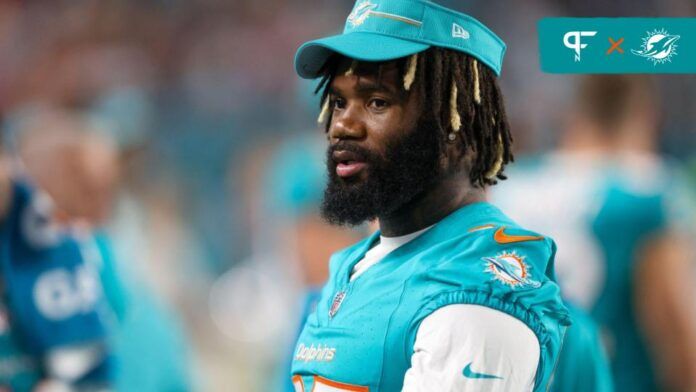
xmin=292 ymin=375 xmax=305 ymax=392
xmin=312 ymin=375 xmax=369 ymax=391
xmin=493 ymin=226 xmax=544 ymax=244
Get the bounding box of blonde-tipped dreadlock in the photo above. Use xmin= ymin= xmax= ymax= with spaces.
xmin=449 ymin=80 xmax=461 ymax=131
xmin=317 ymin=97 xmax=330 ymax=124
xmin=344 ymin=60 xmax=358 ymax=76
xmin=472 ymin=59 xmax=481 ymax=104
xmin=403 ymin=54 xmax=418 ymax=90
xmin=485 ymin=136 xmax=504 ymax=179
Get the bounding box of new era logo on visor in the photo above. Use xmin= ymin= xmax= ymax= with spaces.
xmin=452 ymin=23 xmax=470 ymax=39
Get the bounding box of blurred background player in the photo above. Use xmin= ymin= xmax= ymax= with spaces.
xmin=492 ymin=74 xmax=696 ymax=391
xmin=549 ymin=303 xmax=613 ymax=392
xmin=9 ymin=108 xmax=192 ymax=392
xmin=0 ymin=137 xmax=113 ymax=390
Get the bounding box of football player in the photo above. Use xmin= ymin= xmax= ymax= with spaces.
xmin=289 ymin=1 xmax=569 ymax=391
xmin=0 ymin=157 xmax=113 ymax=391
xmin=14 ymin=110 xmax=192 ymax=392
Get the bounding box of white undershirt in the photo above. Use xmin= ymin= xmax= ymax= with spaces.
xmin=350 ymin=226 xmax=431 ymax=282
xmin=349 ymin=229 xmax=540 ymax=391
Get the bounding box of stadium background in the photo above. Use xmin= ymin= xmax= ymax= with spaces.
xmin=0 ymin=0 xmax=694 ymax=390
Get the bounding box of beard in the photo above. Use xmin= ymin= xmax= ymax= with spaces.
xmin=321 ymin=119 xmax=443 ymax=226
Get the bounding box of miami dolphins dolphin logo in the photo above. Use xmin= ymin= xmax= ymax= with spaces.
xmin=483 ymin=252 xmax=541 ymax=289
xmin=632 ymin=29 xmax=680 ymax=65
xmin=347 ymin=0 xmax=378 ymax=27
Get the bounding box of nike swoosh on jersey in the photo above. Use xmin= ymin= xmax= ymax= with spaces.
xmin=463 ymin=362 xmax=503 ymax=380
xmin=493 ymin=227 xmax=544 ymax=244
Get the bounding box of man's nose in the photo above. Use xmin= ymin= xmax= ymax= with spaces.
xmin=328 ymin=103 xmax=367 ymax=142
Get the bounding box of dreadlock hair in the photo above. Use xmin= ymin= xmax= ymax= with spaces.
xmin=314 ymin=47 xmax=513 ymax=188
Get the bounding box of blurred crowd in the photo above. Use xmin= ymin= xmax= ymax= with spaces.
xmin=0 ymin=0 xmax=694 ymax=391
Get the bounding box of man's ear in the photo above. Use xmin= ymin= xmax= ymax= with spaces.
xmin=441 ymin=135 xmax=474 ymax=175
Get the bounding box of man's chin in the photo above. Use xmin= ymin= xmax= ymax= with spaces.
xmin=321 ymin=182 xmax=379 ymax=226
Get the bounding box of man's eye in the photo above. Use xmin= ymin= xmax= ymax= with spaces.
xmin=332 ymin=97 xmax=346 ymax=110
xmin=368 ymin=98 xmax=389 ymax=109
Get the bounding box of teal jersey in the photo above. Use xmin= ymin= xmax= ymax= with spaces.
xmin=551 ymin=302 xmax=613 ymax=392
xmin=291 ymin=202 xmax=569 ymax=392
xmin=0 ymin=307 xmax=39 ymax=391
xmin=493 ymin=152 xmax=690 ymax=391
xmin=0 ymin=180 xmax=115 ymax=390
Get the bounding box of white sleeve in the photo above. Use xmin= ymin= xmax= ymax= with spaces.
xmin=402 ymin=304 xmax=540 ymax=392
xmin=45 ymin=342 xmax=107 ymax=382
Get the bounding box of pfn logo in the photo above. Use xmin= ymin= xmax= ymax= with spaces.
xmin=563 ymin=31 xmax=597 ymax=61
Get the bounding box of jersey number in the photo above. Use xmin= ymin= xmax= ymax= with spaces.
xmin=33 ymin=265 xmax=101 ymax=321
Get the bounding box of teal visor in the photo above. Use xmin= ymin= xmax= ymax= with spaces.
xmin=295 ymin=0 xmax=506 ymax=79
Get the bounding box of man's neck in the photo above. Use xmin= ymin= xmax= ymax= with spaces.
xmin=378 ymin=175 xmax=485 ymax=237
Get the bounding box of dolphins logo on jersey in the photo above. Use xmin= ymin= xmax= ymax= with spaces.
xmin=631 ymin=29 xmax=680 ymax=65
xmin=484 ymin=251 xmax=541 ymax=289
xmin=347 ymin=1 xmax=377 ymax=27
